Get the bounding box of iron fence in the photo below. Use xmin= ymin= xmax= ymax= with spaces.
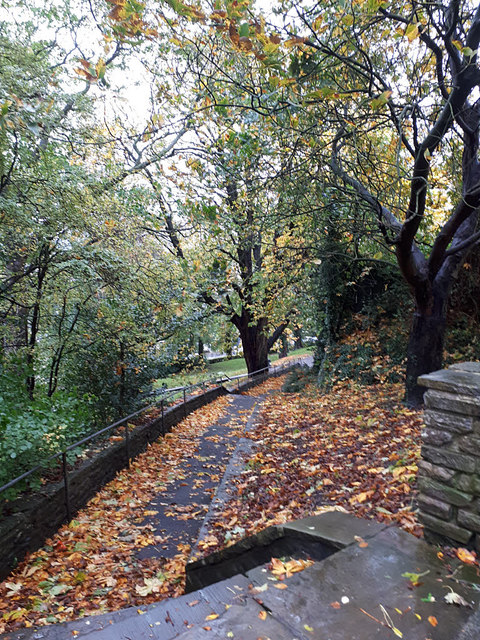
xmin=0 ymin=357 xmax=305 ymax=518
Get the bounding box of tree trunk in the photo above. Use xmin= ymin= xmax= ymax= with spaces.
xmin=294 ymin=328 xmax=303 ymax=349
xmin=279 ymin=334 xmax=288 ymax=358
xmin=405 ymin=289 xmax=447 ymax=407
xmin=236 ymin=316 xmax=269 ymax=375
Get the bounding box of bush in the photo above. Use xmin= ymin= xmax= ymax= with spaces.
xmin=0 ymin=361 xmax=93 ymax=498
xmin=282 ymin=366 xmax=316 ymax=393
xmin=316 ymin=316 xmax=406 ymax=389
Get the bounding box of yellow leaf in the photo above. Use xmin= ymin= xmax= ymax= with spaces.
xmin=258 ymin=610 xmax=267 ymax=620
xmin=205 ymin=613 xmax=219 ymax=621
xmin=456 ymin=548 xmax=477 ymax=565
xmin=405 ymin=23 xmax=419 ymax=42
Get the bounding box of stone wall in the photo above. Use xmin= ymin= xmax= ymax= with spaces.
xmin=418 ymin=362 xmax=480 ymax=550
xmin=0 ymin=363 xmax=294 ymax=580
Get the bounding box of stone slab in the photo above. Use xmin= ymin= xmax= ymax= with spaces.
xmin=450 ymin=362 xmax=480 ymax=374
xmin=246 ymin=526 xmax=480 ymax=640
xmin=420 ymin=512 xmax=473 ymax=544
xmin=425 ymin=390 xmax=480 ymax=417
xmin=424 ymin=409 xmax=473 ymax=433
xmin=4 ymin=515 xmax=480 ymax=640
xmin=1 ymin=575 xmax=251 ymax=640
xmin=281 ymin=511 xmax=388 ymax=549
xmin=419 ymin=369 xmax=480 ymax=396
xmin=421 ymin=446 xmax=477 ymax=474
xmin=175 ymin=600 xmax=296 ymax=640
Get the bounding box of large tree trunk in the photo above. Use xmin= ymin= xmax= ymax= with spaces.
xmin=236 ymin=316 xmax=269 ymax=375
xmin=405 ymin=287 xmax=448 ymax=407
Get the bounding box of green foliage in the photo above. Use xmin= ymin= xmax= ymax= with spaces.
xmin=0 ymin=357 xmax=93 ymax=498
xmin=281 ymin=366 xmax=315 ymax=393
xmin=317 ymin=318 xmax=406 ymax=389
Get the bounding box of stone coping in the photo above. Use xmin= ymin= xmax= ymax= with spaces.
xmin=418 ymin=365 xmax=480 ymax=396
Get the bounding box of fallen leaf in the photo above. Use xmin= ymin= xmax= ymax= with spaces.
xmin=444 ymin=591 xmax=470 ymax=607
xmin=258 ymin=610 xmax=267 ymax=620
xmin=428 ymin=616 xmax=438 ymax=627
xmin=205 ymin=613 xmax=219 ymax=621
xmin=456 ymin=548 xmax=477 ymax=565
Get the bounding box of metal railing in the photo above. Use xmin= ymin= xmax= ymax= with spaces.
xmin=0 ymin=357 xmax=305 ymax=517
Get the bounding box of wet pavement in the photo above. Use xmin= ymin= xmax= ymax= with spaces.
xmin=136 ymin=394 xmax=258 ymax=560
xmin=5 ymin=511 xmax=480 ymax=639
xmin=4 ymin=358 xmax=480 ymax=639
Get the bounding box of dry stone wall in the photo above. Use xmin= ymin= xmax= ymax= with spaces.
xmin=418 ymin=362 xmax=480 ymax=550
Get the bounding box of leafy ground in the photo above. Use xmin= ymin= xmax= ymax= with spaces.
xmin=194 ymin=376 xmax=423 ymax=559
xmin=0 ymin=396 xmax=238 ymax=632
xmin=1 ymin=372 xmax=478 ymax=634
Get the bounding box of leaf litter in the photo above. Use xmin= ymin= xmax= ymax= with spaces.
xmin=1 ymin=371 xmax=479 ymax=634
xmin=0 ymin=395 xmax=245 ymax=633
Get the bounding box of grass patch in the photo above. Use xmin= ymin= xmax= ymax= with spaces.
xmin=154 ymin=347 xmax=313 ymax=390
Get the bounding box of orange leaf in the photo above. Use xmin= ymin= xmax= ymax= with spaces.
xmin=428 ymin=616 xmax=438 ymax=627
xmin=258 ymin=610 xmax=267 ymax=620
xmin=330 ymin=601 xmax=341 ymax=609
xmin=456 ymin=548 xmax=476 ymax=565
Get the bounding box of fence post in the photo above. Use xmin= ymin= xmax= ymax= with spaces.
xmin=161 ymin=400 xmax=165 ymax=434
xmin=62 ymin=452 xmax=71 ymax=523
xmin=183 ymin=388 xmax=187 ymax=418
xmin=125 ymin=422 xmax=130 ymax=467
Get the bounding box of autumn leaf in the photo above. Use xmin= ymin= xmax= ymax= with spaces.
xmin=444 ymin=590 xmax=470 ymax=607
xmin=428 ymin=615 xmax=438 ymax=627
xmin=205 ymin=613 xmax=219 ymax=621
xmin=456 ymin=548 xmax=477 ymax=565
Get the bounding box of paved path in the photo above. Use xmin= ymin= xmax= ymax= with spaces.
xmin=136 ymin=393 xmax=259 ymax=561
xmin=1 ymin=388 xmax=270 ymax=640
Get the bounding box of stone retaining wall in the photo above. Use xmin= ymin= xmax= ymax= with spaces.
xmin=0 ymin=364 xmax=295 ymax=580
xmin=418 ymin=362 xmax=480 ymax=551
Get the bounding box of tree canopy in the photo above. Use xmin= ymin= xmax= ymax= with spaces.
xmin=1 ymin=0 xmax=479 ymax=427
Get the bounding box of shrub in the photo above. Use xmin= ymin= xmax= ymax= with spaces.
xmin=282 ymin=366 xmax=316 ymax=393
xmin=0 ymin=359 xmax=94 ymax=499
